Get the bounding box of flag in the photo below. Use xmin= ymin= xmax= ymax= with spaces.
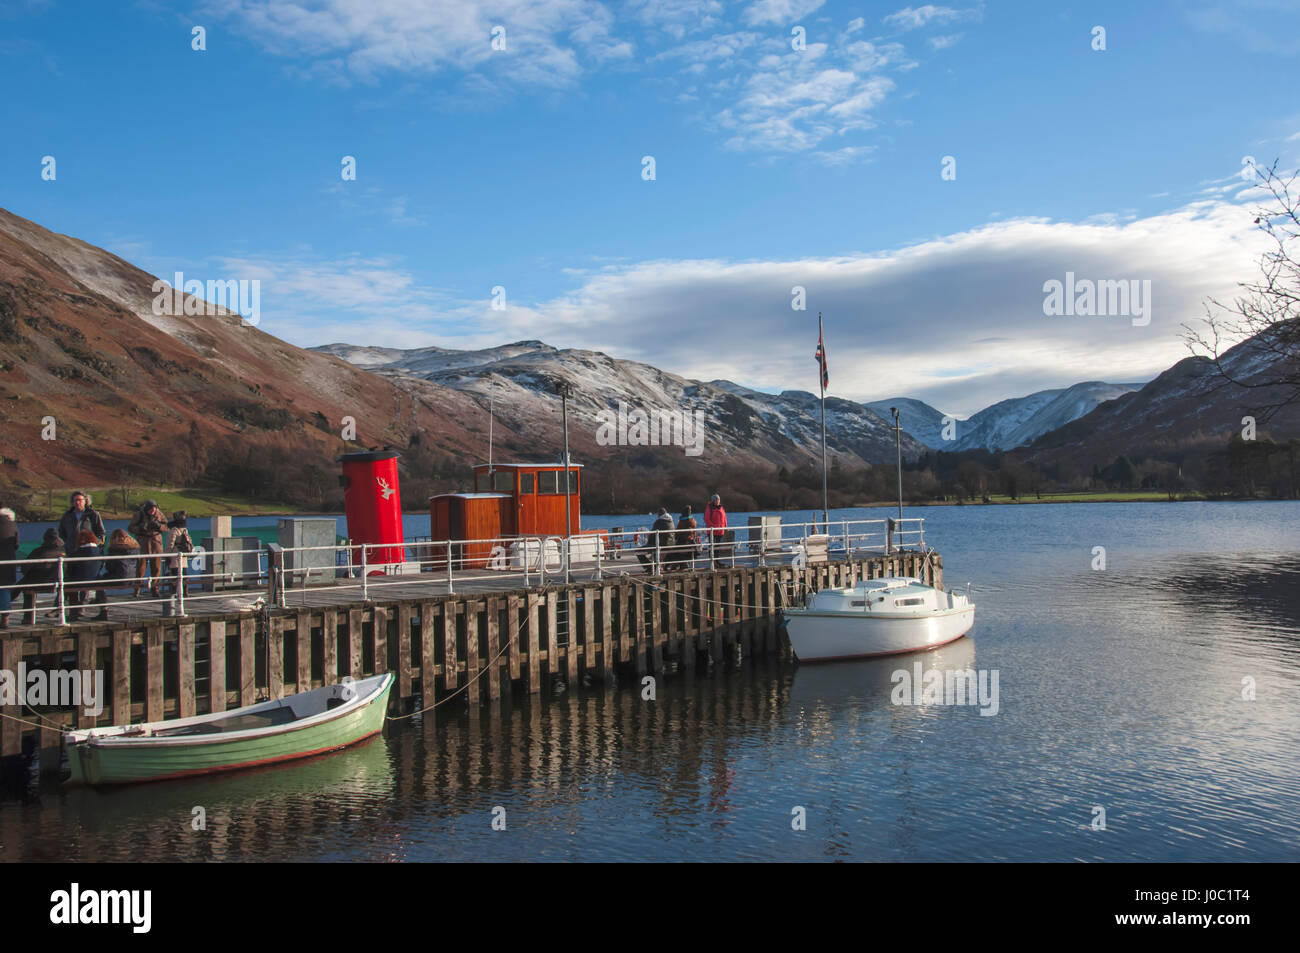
xmin=815 ymin=328 xmax=828 ymax=390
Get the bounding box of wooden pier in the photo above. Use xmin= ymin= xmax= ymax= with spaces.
xmin=1 ymin=551 xmax=941 ymax=768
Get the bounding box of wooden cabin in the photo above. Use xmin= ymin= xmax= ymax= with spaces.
xmin=429 ymin=463 xmax=586 ymax=568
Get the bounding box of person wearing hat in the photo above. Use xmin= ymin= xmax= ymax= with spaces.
xmin=673 ymin=504 xmax=698 ymax=571
xmin=704 ymin=493 xmax=728 ymax=567
xmin=17 ymin=528 xmax=65 ymax=626
xmin=637 ymin=507 xmax=676 ymax=573
xmin=128 ymin=500 xmax=170 ymax=598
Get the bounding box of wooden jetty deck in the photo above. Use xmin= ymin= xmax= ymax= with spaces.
xmin=1 ymin=550 xmax=942 ymax=769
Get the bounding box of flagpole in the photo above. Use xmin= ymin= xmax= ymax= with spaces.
xmin=819 ymin=312 xmax=828 ymax=530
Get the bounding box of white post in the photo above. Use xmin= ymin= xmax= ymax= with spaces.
xmin=361 ymin=546 xmax=369 ymax=600
xmin=654 ymin=530 xmax=660 ymax=576
xmin=445 ymin=539 xmax=454 ymax=594
xmin=595 ymin=535 xmax=603 ymax=581
xmin=177 ymin=558 xmax=186 ymax=616
xmin=56 ymin=556 xmax=66 ymax=626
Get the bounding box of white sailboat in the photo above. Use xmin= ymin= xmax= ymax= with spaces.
xmin=781 ymin=576 xmax=975 ymax=662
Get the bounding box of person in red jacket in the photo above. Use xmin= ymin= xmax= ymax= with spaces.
xmin=704 ymin=494 xmax=728 ymax=566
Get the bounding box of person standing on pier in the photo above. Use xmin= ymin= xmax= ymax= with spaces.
xmin=58 ymin=491 xmax=106 ymax=614
xmin=128 ymin=500 xmax=169 ymax=598
xmin=705 ymin=494 xmax=728 ymax=566
xmin=18 ymin=528 xmax=63 ymax=626
xmin=674 ymin=505 xmax=698 ymax=570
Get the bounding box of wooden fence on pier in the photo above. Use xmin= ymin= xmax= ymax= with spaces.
xmin=1 ymin=552 xmax=941 ymax=765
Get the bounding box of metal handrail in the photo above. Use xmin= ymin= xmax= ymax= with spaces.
xmin=0 ymin=517 xmax=928 ymax=625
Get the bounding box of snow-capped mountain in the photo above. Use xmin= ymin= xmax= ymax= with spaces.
xmin=863 ymin=398 xmax=950 ymax=448
xmin=945 ymin=382 xmax=1145 ymax=452
xmin=312 ymin=342 xmax=927 ymax=467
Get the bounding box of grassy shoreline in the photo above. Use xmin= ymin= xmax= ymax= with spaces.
xmin=3 ymin=487 xmax=317 ymax=521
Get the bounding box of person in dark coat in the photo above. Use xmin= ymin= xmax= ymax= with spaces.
xmin=673 ymin=505 xmax=698 ymax=570
xmin=637 ymin=508 xmax=676 ymax=573
xmin=0 ymin=507 xmax=18 ymax=628
xmin=58 ymin=491 xmax=106 ymax=613
xmin=18 ymin=528 xmax=64 ymax=626
xmin=57 ymin=490 xmax=106 ymax=556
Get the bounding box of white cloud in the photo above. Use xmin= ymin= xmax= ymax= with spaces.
xmin=742 ymin=0 xmax=827 ymax=28
xmin=928 ymin=33 xmax=961 ymax=50
xmin=883 ymin=4 xmax=978 ymax=31
xmin=203 ymin=0 xmax=628 ymax=86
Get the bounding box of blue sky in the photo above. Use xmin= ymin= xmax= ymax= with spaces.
xmin=2 ymin=0 xmax=1297 ymax=415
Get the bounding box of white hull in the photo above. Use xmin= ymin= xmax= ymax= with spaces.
xmin=782 ymin=576 xmax=975 ymax=662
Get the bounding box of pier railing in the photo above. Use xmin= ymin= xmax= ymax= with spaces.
xmin=0 ymin=517 xmax=926 ymax=625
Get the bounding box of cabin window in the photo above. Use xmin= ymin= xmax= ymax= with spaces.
xmin=475 ymin=472 xmax=489 ymax=492
xmin=537 ymin=470 xmax=559 ymax=494
xmin=850 ymin=600 xmax=866 ymax=607
xmin=567 ymin=470 xmax=578 ymax=494
xmin=895 ymin=597 xmax=925 ymax=607
xmin=520 ymin=473 xmax=534 ymax=494
xmin=493 ymin=471 xmax=514 ymax=493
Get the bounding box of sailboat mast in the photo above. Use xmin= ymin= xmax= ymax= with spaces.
xmin=819 ymin=313 xmax=828 ymax=529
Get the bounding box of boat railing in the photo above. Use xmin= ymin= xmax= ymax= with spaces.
xmin=0 ymin=516 xmax=927 ymax=623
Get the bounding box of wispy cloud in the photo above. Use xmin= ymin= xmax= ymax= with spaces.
xmin=882 ymin=4 xmax=981 ymax=31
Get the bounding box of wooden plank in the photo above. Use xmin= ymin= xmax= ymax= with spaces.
xmin=486 ymin=596 xmax=501 ymax=701
xmin=239 ymin=616 xmax=256 ymax=706
xmin=112 ymin=629 xmax=132 ymax=726
xmin=544 ymin=591 xmax=558 ymax=681
xmin=296 ymin=611 xmax=312 ymax=693
xmin=145 ymin=625 xmax=164 ymax=723
xmin=178 ymin=622 xmax=197 ymax=719
xmin=666 ymin=578 xmax=679 ymax=656
xmin=444 ymin=602 xmax=460 ymax=693
xmin=598 ymin=585 xmax=612 ymax=676
xmin=766 ymin=568 xmax=777 ymax=651
xmin=348 ymin=608 xmax=364 ymax=679
xmin=268 ymin=616 xmax=285 ymax=701
xmin=38 ymin=633 xmax=61 ymax=758
xmin=526 ymin=593 xmax=541 ymax=693
xmin=633 ymin=581 xmax=647 ymax=676
xmin=398 ymin=604 xmax=413 ymax=702
xmin=322 ymin=609 xmax=338 ymax=686
xmin=582 ymin=587 xmax=595 ymax=679
xmin=651 ymin=579 xmax=664 ymax=672
xmin=738 ymin=570 xmax=751 ymax=656
xmin=616 ymin=582 xmax=631 ymax=663
xmin=465 ymin=600 xmax=480 ymax=704
xmin=565 ymin=590 xmax=578 ymax=685
xmin=208 ymin=620 xmax=227 ymax=714
xmin=1 ymin=638 xmax=22 ymax=756
xmin=681 ymin=576 xmax=695 ymax=667
xmin=420 ymin=602 xmax=438 ymax=699
xmin=372 ymin=606 xmax=388 ymax=678
xmin=76 ymin=630 xmax=97 ymax=728
xmin=507 ymin=595 xmax=521 ymax=682
xmin=709 ymin=573 xmax=724 ymax=663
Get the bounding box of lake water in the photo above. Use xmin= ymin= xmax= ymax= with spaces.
xmin=2 ymin=501 xmax=1298 ymax=862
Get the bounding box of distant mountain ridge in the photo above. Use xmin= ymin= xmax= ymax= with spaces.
xmin=317 ymin=341 xmax=1148 ymax=458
